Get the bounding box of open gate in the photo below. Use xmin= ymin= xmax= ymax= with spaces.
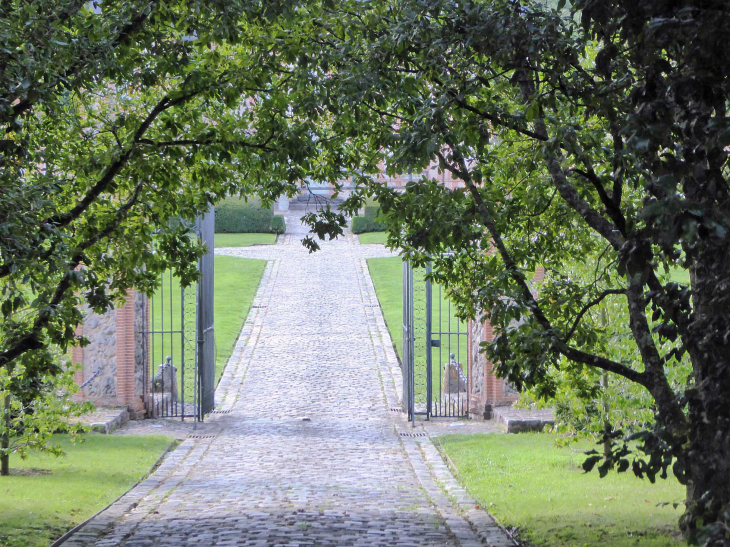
xmin=138 ymin=208 xmax=215 ymax=420
xmin=403 ymin=260 xmax=469 ymax=422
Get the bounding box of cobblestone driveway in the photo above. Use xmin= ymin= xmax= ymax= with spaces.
xmin=65 ymin=211 xmax=512 ymax=547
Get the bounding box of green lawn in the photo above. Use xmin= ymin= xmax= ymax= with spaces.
xmin=367 ymin=257 xmax=404 ymax=355
xmin=214 ymin=233 xmax=277 ymax=248
xmin=367 ymin=256 xmax=468 ymax=404
xmin=357 ymin=231 xmax=388 ymax=245
xmin=213 ymin=256 xmax=266 ymax=380
xmin=0 ymin=435 xmax=174 ymax=547
xmin=437 ymin=433 xmax=687 ymax=547
xmin=150 ymin=255 xmax=266 ymax=388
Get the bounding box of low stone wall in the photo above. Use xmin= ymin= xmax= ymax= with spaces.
xmin=493 ymin=406 xmax=555 ymax=433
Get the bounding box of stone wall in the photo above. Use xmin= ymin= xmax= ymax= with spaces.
xmin=78 ymin=305 xmax=118 ymax=400
xmin=73 ymin=289 xmax=148 ymax=418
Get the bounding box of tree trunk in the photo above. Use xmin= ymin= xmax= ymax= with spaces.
xmin=1 ymin=393 xmax=9 ymax=477
xmin=680 ymin=241 xmax=730 ymax=544
xmin=681 ymin=424 xmax=730 ymax=545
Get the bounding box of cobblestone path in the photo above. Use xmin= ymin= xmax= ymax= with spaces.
xmin=65 ymin=211 xmax=513 ymax=547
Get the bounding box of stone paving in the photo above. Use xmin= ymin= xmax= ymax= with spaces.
xmin=63 ymin=210 xmax=514 ymax=547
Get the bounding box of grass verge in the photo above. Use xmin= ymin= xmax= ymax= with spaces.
xmin=357 ymin=231 xmax=388 ymax=245
xmin=436 ymin=433 xmax=686 ymax=547
xmin=213 ymin=255 xmax=266 ymax=380
xmin=0 ymin=434 xmax=174 ymax=547
xmin=214 ymin=233 xmax=276 ymax=248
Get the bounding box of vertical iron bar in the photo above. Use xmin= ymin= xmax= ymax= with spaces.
xmin=170 ymin=271 xmax=175 ymax=416
xmin=408 ymin=262 xmax=416 ymax=427
xmin=402 ymin=260 xmax=409 ymax=417
xmin=466 ymin=309 xmax=470 ymax=418
xmin=151 ymin=284 xmax=156 ymax=416
xmin=448 ymin=292 xmax=452 ymax=416
xmin=193 ymin=270 xmax=199 ymax=426
xmin=425 ymin=262 xmax=432 ymax=420
xmin=438 ymin=281 xmax=443 ymax=417
xmin=181 ymin=285 xmax=185 ymax=421
xmin=160 ymin=273 xmax=165 ymax=363
xmin=196 ymin=216 xmax=202 ymax=423
xmin=457 ymin=303 xmax=461 ymax=417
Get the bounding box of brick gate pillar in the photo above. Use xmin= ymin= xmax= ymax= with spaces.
xmin=466 ymin=266 xmax=545 ymax=419
xmin=467 ymin=316 xmax=518 ymax=419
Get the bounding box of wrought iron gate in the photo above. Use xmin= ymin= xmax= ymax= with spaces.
xmin=403 ymin=260 xmax=469 ymax=422
xmin=139 ymin=208 xmax=215 ymax=420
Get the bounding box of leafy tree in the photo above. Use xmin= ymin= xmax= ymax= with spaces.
xmin=279 ymin=0 xmax=729 ymax=542
xmin=0 ymin=363 xmax=90 ymax=476
xmin=0 ymin=0 xmax=350 ymax=431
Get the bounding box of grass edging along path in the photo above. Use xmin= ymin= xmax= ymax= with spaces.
xmin=366 ymin=256 xmax=404 ymax=356
xmin=0 ymin=435 xmax=174 ymax=547
xmin=214 ymin=255 xmax=266 ymax=381
xmin=214 ymin=232 xmax=277 ymax=248
xmin=436 ymin=433 xmax=687 ymax=547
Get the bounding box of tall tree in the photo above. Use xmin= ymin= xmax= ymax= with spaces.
xmin=287 ymin=0 xmax=729 ymax=542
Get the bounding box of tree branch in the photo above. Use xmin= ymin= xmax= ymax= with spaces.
xmin=446 ymin=91 xmax=549 ymax=142
xmin=569 ymin=167 xmax=627 ymax=235
xmin=435 ymin=142 xmax=646 ymax=386
xmin=564 ymin=288 xmax=626 ymax=342
xmin=44 ymin=92 xmax=196 ymax=229
xmin=0 ymin=179 xmax=147 ymax=369
xmin=136 ymin=137 xmax=276 ymax=151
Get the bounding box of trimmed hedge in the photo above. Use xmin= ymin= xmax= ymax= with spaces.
xmin=351 ymin=215 xmax=387 ymax=234
xmin=215 ymin=198 xmax=284 ymax=234
xmin=270 ymin=215 xmax=286 ymax=234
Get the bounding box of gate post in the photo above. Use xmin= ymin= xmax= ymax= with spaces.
xmin=402 ymin=261 xmax=410 ymax=415
xmin=197 ymin=206 xmax=216 ymax=417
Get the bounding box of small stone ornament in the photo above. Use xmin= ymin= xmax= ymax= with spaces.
xmin=152 ymin=355 xmax=178 ymax=403
xmin=443 ymin=353 xmax=467 ymax=394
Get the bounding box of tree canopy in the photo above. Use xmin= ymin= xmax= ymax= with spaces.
xmin=0 ymin=0 xmax=351 ymax=389
xmin=1 ymin=0 xmax=729 ymax=543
